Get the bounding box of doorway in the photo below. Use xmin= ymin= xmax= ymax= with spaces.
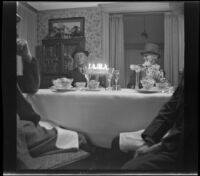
xmin=123 ymin=13 xmax=164 ymax=87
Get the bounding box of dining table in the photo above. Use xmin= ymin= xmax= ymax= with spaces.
xmin=24 ymin=88 xmax=173 ymax=148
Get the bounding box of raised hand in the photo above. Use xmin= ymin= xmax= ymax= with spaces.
xmin=17 ymin=38 xmax=32 ymax=62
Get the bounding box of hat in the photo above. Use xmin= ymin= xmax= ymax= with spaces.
xmin=141 ymin=43 xmax=160 ymax=58
xmin=17 ymin=13 xmax=22 ymax=23
xmin=71 ymin=48 xmax=89 ymax=58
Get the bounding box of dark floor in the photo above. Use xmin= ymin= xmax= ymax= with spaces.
xmin=57 ymin=149 xmax=133 ymax=170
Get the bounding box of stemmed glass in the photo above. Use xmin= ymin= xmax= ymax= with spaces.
xmin=113 ymin=70 xmax=120 ymax=90
xmin=106 ymin=68 xmax=114 ymax=90
xmin=135 ymin=70 xmax=140 ymax=90
xmin=84 ymin=67 xmax=91 ymax=89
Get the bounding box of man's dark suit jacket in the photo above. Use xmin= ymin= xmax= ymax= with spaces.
xmin=66 ymin=67 xmax=87 ymax=87
xmin=141 ymin=75 xmax=184 ymax=158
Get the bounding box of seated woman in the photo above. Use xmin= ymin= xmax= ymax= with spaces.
xmin=66 ymin=48 xmax=89 ymax=87
xmin=16 ymin=14 xmax=96 ymax=169
xmin=127 ymin=43 xmax=162 ymax=89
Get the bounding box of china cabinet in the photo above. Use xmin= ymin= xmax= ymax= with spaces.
xmin=40 ymin=37 xmax=85 ymax=88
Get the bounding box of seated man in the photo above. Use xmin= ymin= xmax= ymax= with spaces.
xmin=127 ymin=43 xmax=162 ymax=89
xmin=111 ymin=70 xmax=184 ymax=171
xmin=66 ymin=49 xmax=89 ymax=87
xmin=67 ymin=49 xmax=107 ymax=88
xmin=16 ymin=14 xmax=95 ymax=169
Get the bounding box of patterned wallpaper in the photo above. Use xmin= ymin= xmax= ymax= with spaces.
xmin=37 ymin=7 xmax=103 ymax=59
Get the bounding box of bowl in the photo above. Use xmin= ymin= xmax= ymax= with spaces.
xmin=88 ymin=80 xmax=100 ymax=89
xmin=140 ymin=79 xmax=155 ymax=90
xmin=75 ymin=82 xmax=86 ymax=89
xmin=52 ymin=77 xmax=73 ymax=88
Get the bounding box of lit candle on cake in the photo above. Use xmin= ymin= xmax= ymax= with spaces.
xmin=88 ymin=63 xmax=109 ymax=75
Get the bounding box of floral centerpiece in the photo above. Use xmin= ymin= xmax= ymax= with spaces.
xmin=143 ymin=62 xmax=163 ymax=83
xmin=140 ymin=78 xmax=155 ymax=90
xmin=142 ymin=61 xmax=169 ymax=89
xmin=130 ymin=62 xmax=169 ymax=90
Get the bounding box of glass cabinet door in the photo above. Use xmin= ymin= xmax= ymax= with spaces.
xmin=61 ymin=44 xmax=77 ymax=74
xmin=43 ymin=43 xmax=60 ymax=74
xmin=61 ymin=38 xmax=85 ymax=74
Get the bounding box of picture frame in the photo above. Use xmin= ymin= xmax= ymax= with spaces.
xmin=48 ymin=17 xmax=85 ymax=38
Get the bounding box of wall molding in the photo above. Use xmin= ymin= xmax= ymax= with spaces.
xmin=99 ymin=2 xmax=171 ymax=13
xmin=37 ymin=6 xmax=98 ymax=13
xmin=20 ymin=2 xmax=38 ymax=13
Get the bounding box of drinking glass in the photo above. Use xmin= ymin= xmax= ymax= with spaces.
xmin=113 ymin=70 xmax=120 ymax=90
xmin=106 ymin=68 xmax=114 ymax=90
xmin=84 ymin=67 xmax=91 ymax=89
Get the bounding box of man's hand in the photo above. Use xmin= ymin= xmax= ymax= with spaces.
xmin=134 ymin=142 xmax=162 ymax=158
xmin=17 ymin=38 xmax=32 ymax=62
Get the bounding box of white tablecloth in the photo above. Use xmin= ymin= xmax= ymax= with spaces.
xmin=25 ymin=88 xmax=172 ymax=148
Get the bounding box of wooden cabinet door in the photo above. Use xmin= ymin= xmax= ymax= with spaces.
xmin=40 ymin=75 xmax=60 ymax=88
xmin=42 ymin=42 xmax=60 ymax=75
xmin=61 ymin=43 xmax=77 ymax=74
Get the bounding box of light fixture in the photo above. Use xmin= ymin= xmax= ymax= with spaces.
xmin=141 ymin=15 xmax=148 ymax=40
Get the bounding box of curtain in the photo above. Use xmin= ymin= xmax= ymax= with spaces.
xmin=164 ymin=12 xmax=184 ymax=87
xmin=109 ymin=14 xmax=125 ymax=88
xmin=102 ymin=12 xmax=109 ymax=65
xmin=17 ymin=4 xmax=37 ymax=57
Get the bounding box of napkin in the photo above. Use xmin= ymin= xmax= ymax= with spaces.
xmin=55 ymin=127 xmax=79 ymax=150
xmin=39 ymin=121 xmax=79 ymax=150
xmin=119 ymin=129 xmax=145 ymax=152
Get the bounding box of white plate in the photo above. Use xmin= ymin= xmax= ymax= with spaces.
xmin=50 ymin=86 xmax=77 ymax=92
xmin=136 ymin=88 xmax=161 ymax=93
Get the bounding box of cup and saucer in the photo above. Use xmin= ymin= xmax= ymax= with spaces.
xmin=86 ymin=80 xmax=101 ymax=91
xmin=50 ymin=78 xmax=76 ymax=92
xmin=75 ymin=82 xmax=87 ymax=91
xmin=137 ymin=79 xmax=161 ymax=93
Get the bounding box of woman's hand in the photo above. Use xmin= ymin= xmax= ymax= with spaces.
xmin=17 ymin=38 xmax=32 ymax=62
xmin=134 ymin=142 xmax=162 ymax=158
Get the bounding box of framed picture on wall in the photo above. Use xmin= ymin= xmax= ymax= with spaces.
xmin=48 ymin=17 xmax=85 ymax=38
